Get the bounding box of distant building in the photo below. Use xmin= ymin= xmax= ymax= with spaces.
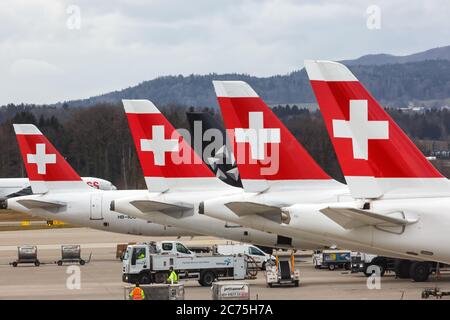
xmin=269 ymin=103 xmax=318 ymax=111
xmin=432 ymin=150 xmax=450 ymax=159
xmin=398 ymin=103 xmax=426 ymax=113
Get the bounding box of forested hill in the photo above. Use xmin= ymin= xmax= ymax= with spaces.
xmin=342 ymin=45 xmax=450 ymax=66
xmin=58 ymin=60 xmax=450 ymax=109
xmin=1 ymin=105 xmax=449 ymax=189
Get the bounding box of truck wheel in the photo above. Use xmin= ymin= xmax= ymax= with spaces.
xmin=79 ymin=260 xmax=85 ymax=266
xmin=394 ymin=260 xmax=411 ymax=279
xmin=364 ymin=263 xmax=385 ymax=277
xmin=35 ymin=261 xmax=40 ymax=267
xmin=200 ymin=271 xmax=215 ymax=287
xmin=57 ymin=261 xmax=63 ymax=266
xmin=369 ymin=258 xmax=387 ymax=277
xmin=139 ymin=273 xmax=152 ymax=284
xmin=328 ymin=264 xmax=335 ymax=271
xmin=12 ymin=262 xmax=18 ymax=267
xmin=154 ymin=272 xmax=166 ymax=284
xmin=378 ymin=264 xmax=386 ymax=277
xmin=261 ymin=262 xmax=266 ymax=271
xmin=294 ymin=280 xmax=299 ymax=287
xmin=410 ymin=262 xmax=430 ymax=282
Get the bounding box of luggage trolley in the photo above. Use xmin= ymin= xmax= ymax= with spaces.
xmin=11 ymin=245 xmax=40 ymax=267
xmin=57 ymin=245 xmax=87 ymax=266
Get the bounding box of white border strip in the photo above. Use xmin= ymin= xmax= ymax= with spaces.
xmin=213 ymin=81 xmax=259 ymax=98
xmin=122 ymin=99 xmax=160 ymax=114
xmin=304 ymin=60 xmax=358 ymax=82
xmin=13 ymin=124 xmax=42 ymax=135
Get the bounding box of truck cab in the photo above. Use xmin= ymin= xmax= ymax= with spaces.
xmin=158 ymin=241 xmax=195 ymax=257
xmin=122 ymin=241 xmax=195 ymax=283
xmin=313 ymin=249 xmax=352 ymax=270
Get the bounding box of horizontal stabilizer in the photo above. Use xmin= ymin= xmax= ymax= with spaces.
xmin=320 ymin=207 xmax=418 ymax=230
xmin=16 ymin=199 xmax=66 ymax=210
xmin=130 ymin=200 xmax=193 ymax=214
xmin=225 ymin=201 xmax=289 ymax=224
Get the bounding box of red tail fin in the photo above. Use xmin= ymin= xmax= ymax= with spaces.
xmin=305 ymin=60 xmax=448 ymax=198
xmin=123 ymin=100 xmax=227 ymax=192
xmin=213 ymin=81 xmax=332 ymax=192
xmin=13 ymin=124 xmax=89 ymax=193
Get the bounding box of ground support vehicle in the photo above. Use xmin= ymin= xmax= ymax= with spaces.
xmin=10 ymin=246 xmax=40 ymax=267
xmin=122 ymin=242 xmax=254 ymax=286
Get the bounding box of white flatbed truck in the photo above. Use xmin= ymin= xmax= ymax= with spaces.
xmin=352 ymin=254 xmax=450 ymax=282
xmin=122 ymin=241 xmax=251 ymax=286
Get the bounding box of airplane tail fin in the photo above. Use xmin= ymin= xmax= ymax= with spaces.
xmin=213 ymin=80 xmax=338 ymax=193
xmin=304 ymin=60 xmax=449 ymax=199
xmin=13 ymin=124 xmax=90 ymax=194
xmin=123 ymin=100 xmax=231 ymax=193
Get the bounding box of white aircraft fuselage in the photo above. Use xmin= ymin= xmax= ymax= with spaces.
xmin=0 ymin=177 xmax=116 ymax=199
xmin=284 ymin=197 xmax=450 ymax=264
xmin=112 ymin=179 xmax=425 ymax=258
xmin=7 ymin=186 xmax=323 ymax=249
xmin=203 ymin=181 xmax=435 ymax=261
xmin=7 ymin=189 xmax=190 ymax=237
xmin=112 ymin=184 xmax=324 ymax=249
xmin=0 ymin=178 xmax=30 ymax=199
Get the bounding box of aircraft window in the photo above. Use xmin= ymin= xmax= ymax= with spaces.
xmin=162 ymin=243 xmax=173 ymax=251
xmin=176 ymin=243 xmax=190 ymax=254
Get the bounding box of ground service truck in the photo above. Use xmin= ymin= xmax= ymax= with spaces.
xmin=122 ymin=241 xmax=253 ymax=286
xmin=352 ymin=254 xmax=450 ymax=281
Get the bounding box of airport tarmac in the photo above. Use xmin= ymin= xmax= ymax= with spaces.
xmin=0 ymin=228 xmax=449 ymax=300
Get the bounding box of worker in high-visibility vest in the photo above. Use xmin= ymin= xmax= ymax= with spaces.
xmin=129 ymin=283 xmax=145 ymax=300
xmin=137 ymin=250 xmax=145 ymax=260
xmin=167 ymin=267 xmax=179 ymax=284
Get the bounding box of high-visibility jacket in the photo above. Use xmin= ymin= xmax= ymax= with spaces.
xmin=129 ymin=287 xmax=145 ymax=300
xmin=167 ymin=271 xmax=178 ymax=284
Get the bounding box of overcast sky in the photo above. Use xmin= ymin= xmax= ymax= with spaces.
xmin=0 ymin=0 xmax=449 ymax=105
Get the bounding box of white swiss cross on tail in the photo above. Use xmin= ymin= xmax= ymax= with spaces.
xmin=332 ymin=100 xmax=389 ymax=160
xmin=27 ymin=143 xmax=56 ymax=174
xmin=235 ymin=112 xmax=280 ymax=160
xmin=140 ymin=125 xmax=179 ymax=166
